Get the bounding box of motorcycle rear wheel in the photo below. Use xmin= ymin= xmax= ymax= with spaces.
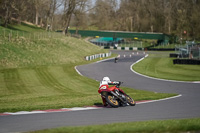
xmin=126 ymin=95 xmax=136 ymax=106
xmin=106 ymin=94 xmax=119 ymax=108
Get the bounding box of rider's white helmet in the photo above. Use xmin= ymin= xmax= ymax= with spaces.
xmin=103 ymin=77 xmax=110 ymax=82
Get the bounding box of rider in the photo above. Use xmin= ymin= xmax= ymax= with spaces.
xmin=114 ymin=55 xmax=120 ymax=63
xmin=99 ymin=77 xmax=120 ymax=106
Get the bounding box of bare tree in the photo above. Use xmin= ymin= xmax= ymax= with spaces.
xmin=62 ymin=0 xmax=76 ymax=34
xmin=33 ymin=0 xmax=49 ymax=26
xmin=0 ymin=0 xmax=200 ymax=39
xmin=45 ymin=0 xmax=63 ymax=30
xmin=0 ymin=0 xmax=12 ymax=27
xmin=90 ymin=0 xmax=117 ymax=30
xmin=73 ymin=0 xmax=88 ymax=33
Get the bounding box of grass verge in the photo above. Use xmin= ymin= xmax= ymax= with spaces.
xmin=29 ymin=118 xmax=200 ymax=133
xmin=133 ymin=52 xmax=200 ymax=81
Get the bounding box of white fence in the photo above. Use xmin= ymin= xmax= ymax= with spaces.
xmin=85 ymin=52 xmax=112 ymax=61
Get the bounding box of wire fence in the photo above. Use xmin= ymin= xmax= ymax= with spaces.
xmin=91 ymin=40 xmax=144 ymax=48
xmin=190 ymin=45 xmax=200 ymax=59
xmin=90 ymin=37 xmax=177 ymax=49
xmin=175 ymin=41 xmax=200 ymax=59
xmin=0 ymin=28 xmax=64 ymax=42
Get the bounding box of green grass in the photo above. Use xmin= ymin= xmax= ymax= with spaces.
xmin=29 ymin=118 xmax=200 ymax=133
xmin=2 ymin=22 xmax=44 ymax=32
xmin=133 ymin=52 xmax=200 ymax=81
xmin=149 ymin=43 xmax=184 ymax=49
xmin=0 ymin=64 xmax=97 ymax=112
xmin=0 ymin=24 xmax=176 ymax=113
xmin=116 ymin=42 xmax=180 ymax=49
xmin=152 ymin=43 xmax=177 ymax=48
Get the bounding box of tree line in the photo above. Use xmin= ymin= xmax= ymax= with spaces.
xmin=0 ymin=0 xmax=200 ymax=40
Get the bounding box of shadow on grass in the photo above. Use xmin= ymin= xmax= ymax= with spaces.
xmin=2 ymin=22 xmax=43 ymax=32
xmin=94 ymin=103 xmax=104 ymax=107
xmin=21 ymin=22 xmax=42 ymax=30
xmin=6 ymin=25 xmax=25 ymax=32
xmin=94 ymin=103 xmax=114 ymax=108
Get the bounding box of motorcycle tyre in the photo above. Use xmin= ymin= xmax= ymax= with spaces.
xmin=126 ymin=95 xmax=136 ymax=106
xmin=106 ymin=94 xmax=119 ymax=108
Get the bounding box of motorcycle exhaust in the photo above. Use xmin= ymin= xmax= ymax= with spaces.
xmin=110 ymin=91 xmax=126 ymax=103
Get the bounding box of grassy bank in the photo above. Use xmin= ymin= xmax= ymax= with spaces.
xmin=30 ymin=118 xmax=200 ymax=133
xmin=0 ymin=24 xmax=176 ymax=113
xmin=133 ymin=52 xmax=200 ymax=81
xmin=0 ymin=23 xmax=107 ymax=68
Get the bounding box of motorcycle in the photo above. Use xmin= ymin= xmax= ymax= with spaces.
xmin=98 ymin=82 xmax=136 ymax=108
xmin=114 ymin=57 xmax=118 ymax=63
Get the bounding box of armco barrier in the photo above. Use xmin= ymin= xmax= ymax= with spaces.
xmin=101 ymin=46 xmax=173 ymax=51
xmin=85 ymin=52 xmax=112 ymax=61
xmin=169 ymin=53 xmax=179 ymax=58
xmin=147 ymin=48 xmax=175 ymax=51
xmin=173 ymin=59 xmax=200 ymax=65
xmin=112 ymin=47 xmax=144 ymax=51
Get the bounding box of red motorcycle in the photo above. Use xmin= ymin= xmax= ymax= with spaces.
xmin=98 ymin=82 xmax=136 ymax=108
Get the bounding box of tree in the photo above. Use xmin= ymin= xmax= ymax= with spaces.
xmin=0 ymin=0 xmax=200 ymax=39
xmin=62 ymin=0 xmax=76 ymax=35
xmin=0 ymin=0 xmax=12 ymax=27
xmin=61 ymin=0 xmax=90 ymax=35
xmin=90 ymin=0 xmax=118 ymax=30
xmin=45 ymin=0 xmax=63 ymax=30
xmin=73 ymin=0 xmax=88 ymax=32
xmin=33 ymin=0 xmax=49 ymax=26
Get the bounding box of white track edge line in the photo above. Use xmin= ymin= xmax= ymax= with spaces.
xmin=2 ymin=107 xmax=101 ymax=116
xmin=1 ymin=95 xmax=182 ymax=116
xmin=136 ymin=94 xmax=182 ymax=104
xmin=75 ymin=66 xmax=83 ymax=76
xmin=75 ymin=57 xmax=115 ymax=76
xmin=130 ymin=54 xmax=199 ymax=84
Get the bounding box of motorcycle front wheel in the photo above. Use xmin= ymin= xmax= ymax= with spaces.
xmin=126 ymin=95 xmax=136 ymax=106
xmin=106 ymin=94 xmax=119 ymax=108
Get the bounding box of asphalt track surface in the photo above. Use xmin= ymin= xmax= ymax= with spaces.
xmin=1 ymin=50 xmax=200 ymax=133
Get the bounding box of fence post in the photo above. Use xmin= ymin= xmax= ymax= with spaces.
xmin=8 ymin=33 xmax=11 ymax=41
xmin=3 ymin=29 xmax=5 ymax=38
xmin=199 ymin=47 xmax=200 ymax=59
xmin=10 ymin=30 xmax=12 ymax=41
